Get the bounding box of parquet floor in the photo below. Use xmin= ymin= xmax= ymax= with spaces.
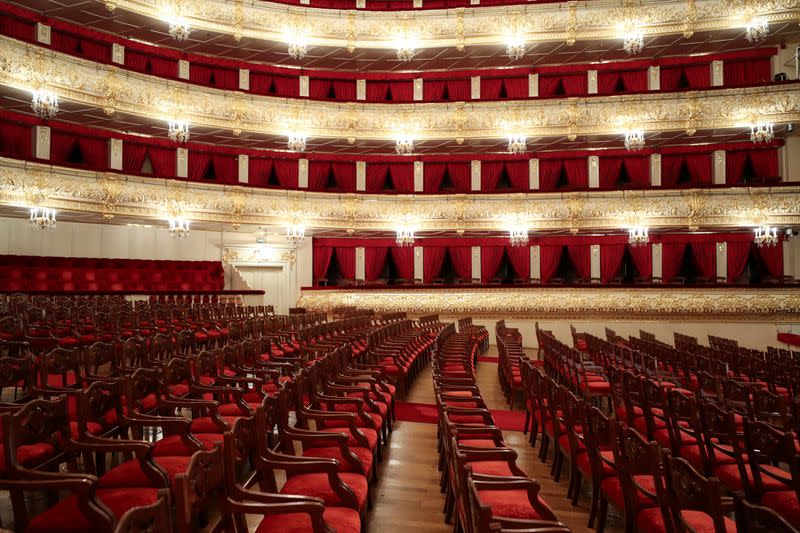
xmin=366 ymin=345 xmax=625 ymax=533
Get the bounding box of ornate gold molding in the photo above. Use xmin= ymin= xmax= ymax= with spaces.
xmin=107 ymin=0 xmax=800 ymax=50
xmin=297 ymin=287 xmax=800 ymax=321
xmin=0 ymin=37 xmax=798 ymax=142
xmin=1 ymin=159 xmax=799 ymax=232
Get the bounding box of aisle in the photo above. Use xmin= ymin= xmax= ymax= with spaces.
xmin=366 ymin=345 xmax=623 ymax=533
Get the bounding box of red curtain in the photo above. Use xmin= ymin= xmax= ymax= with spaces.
xmin=147 ymin=146 xmax=176 ymax=177
xmin=659 ymin=66 xmax=682 ymax=91
xmin=684 ymin=64 xmax=710 ymax=89
xmin=211 ymin=154 xmax=236 ymax=184
xmin=79 ymin=39 xmax=111 ymax=63
xmin=506 ymin=246 xmax=530 ymax=279
xmin=366 ymin=164 xmax=388 ymax=192
xmin=629 ymin=244 xmax=652 ymax=279
xmin=423 ymin=247 xmax=446 ymax=283
xmin=210 ymin=67 xmax=237 ymax=90
xmin=538 ymin=75 xmax=561 ymax=97
xmin=726 ymin=241 xmax=751 ymax=282
xmin=0 ymin=14 xmax=35 ymax=41
xmin=540 ymin=245 xmax=562 ymax=283
xmin=389 ymin=163 xmax=414 ymax=192
xmin=447 ymin=79 xmax=471 ymax=101
xmin=690 ymin=242 xmax=716 ymax=279
xmin=623 ymin=157 xmax=650 ymax=187
xmin=313 ymin=247 xmax=333 ymax=283
xmin=481 ymin=162 xmax=503 ymax=192
xmin=273 ymin=159 xmax=298 ymax=188
xmin=504 ymin=77 xmax=528 ymax=98
xmin=365 ymin=247 xmax=388 ymax=281
xmin=600 ymin=244 xmax=625 ymax=282
xmin=480 ymin=78 xmax=503 ymax=99
xmin=506 ymin=161 xmax=528 ymax=190
xmin=388 ymin=81 xmax=413 ymax=102
xmin=448 ymin=163 xmax=471 ymax=192
xmin=122 ymin=143 xmax=147 ymax=173
xmin=249 ymin=158 xmax=273 ymax=187
xmin=309 ymin=79 xmax=333 ymax=99
xmin=307 ymin=161 xmax=331 ymax=191
xmin=366 ymin=82 xmax=389 ymax=101
xmin=448 ymin=247 xmax=472 ymax=281
xmin=661 ymin=155 xmax=683 ymax=187
xmin=564 ymin=159 xmax=588 ymax=189
xmin=124 ymin=51 xmax=149 ymax=72
xmin=189 ymin=64 xmax=213 ymax=86
xmin=250 ymin=73 xmax=273 ymax=94
xmin=567 ymin=244 xmax=591 ymax=281
xmin=423 ymin=80 xmax=447 ymax=101
xmin=272 ymin=77 xmax=298 ymax=97
xmin=757 ymin=244 xmax=783 ymax=278
xmin=0 ymin=123 xmax=31 ymax=157
xmin=481 ymin=247 xmax=505 ymax=283
xmin=725 ymin=150 xmax=748 ymax=185
xmin=621 ymin=69 xmax=648 ymax=92
xmin=538 ymin=160 xmax=562 ymax=191
xmin=78 ymin=137 xmax=107 ymax=169
xmin=391 ymin=247 xmax=414 ymax=280
xmin=149 ymin=56 xmax=177 ymax=77
xmin=331 ymin=162 xmax=356 ymax=191
xmin=685 ymin=153 xmax=711 ymax=185
xmin=724 ymin=59 xmax=771 ymax=85
xmin=332 ymin=81 xmax=356 ymax=100
xmin=661 ymin=243 xmax=686 ymax=282
xmin=188 ymin=152 xmax=211 ymax=180
xmin=336 ymin=248 xmax=356 ymax=281
xmin=424 ymin=163 xmax=446 ymax=192
xmin=597 ymin=71 xmax=620 ymax=94
xmin=562 ymin=73 xmax=587 ymax=95
xmin=599 ymin=158 xmax=623 ymax=188
xmin=749 ymin=149 xmax=779 ymax=180
xmin=51 ymin=30 xmax=79 ymax=54
xmin=50 ymin=131 xmax=77 ymax=163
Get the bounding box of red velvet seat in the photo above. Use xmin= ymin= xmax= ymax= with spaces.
xmin=254 ymin=507 xmax=361 ymax=533
xmin=761 ymin=491 xmax=800 ymax=527
xmin=477 ymin=489 xmax=551 ymax=519
xmin=0 ymin=442 xmax=55 ymax=474
xmin=97 ymin=455 xmax=190 ymax=491
xmin=280 ymin=472 xmax=369 ymax=511
xmin=152 ymin=433 xmax=223 ymax=455
xmin=714 ymin=463 xmax=790 ymax=492
xmin=301 ymin=446 xmax=373 ymax=477
xmin=468 ymin=460 xmax=517 ymax=477
xmin=601 ymin=475 xmax=657 ymax=510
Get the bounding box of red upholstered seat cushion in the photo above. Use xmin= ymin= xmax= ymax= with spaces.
xmin=218 ymin=402 xmax=261 ymax=416
xmin=584 ymin=381 xmax=611 ymax=393
xmin=301 ymin=446 xmax=373 ymax=477
xmin=576 ymin=450 xmax=615 ymax=478
xmin=97 ymin=456 xmax=191 ymax=491
xmin=459 ymin=439 xmax=500 ymax=448
xmin=601 ymin=475 xmax=657 ymax=510
xmin=616 ymin=406 xmax=644 ymax=421
xmin=468 ymin=461 xmax=519 ymax=477
xmin=0 ymin=442 xmax=55 ymax=474
xmin=761 ymin=490 xmax=800 ymax=527
xmin=636 ymin=507 xmax=668 ymax=533
xmin=280 ymin=472 xmax=369 ymax=511
xmin=478 ymin=489 xmax=552 ymax=520
xmin=152 ymin=433 xmax=223 ymax=456
xmin=26 ymin=487 xmax=160 ymax=533
xmin=449 ymin=414 xmax=490 ymax=425
xmin=68 ymin=421 xmax=104 ymax=438
xmin=323 ymin=412 xmax=383 ymax=430
xmin=255 ymin=506 xmax=361 ymax=533
xmin=189 ymin=415 xmax=240 ymax=433
xmin=314 ymin=428 xmax=379 ymax=450
xmin=714 ymin=463 xmax=790 ymax=492
xmin=679 ymin=511 xmax=736 ymax=533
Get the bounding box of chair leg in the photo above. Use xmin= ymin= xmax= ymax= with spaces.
xmin=587 ymin=476 xmax=600 ymax=527
xmin=596 ymin=497 xmax=608 ymax=533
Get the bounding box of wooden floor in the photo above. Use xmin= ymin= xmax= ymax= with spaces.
xmin=365 ymin=345 xmax=624 ymax=533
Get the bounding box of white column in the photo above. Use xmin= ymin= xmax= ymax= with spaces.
xmin=36 ymin=23 xmax=50 ymax=45
xmin=413 ymin=79 xmax=423 ymax=101
xmin=34 ymin=126 xmax=50 ymax=160
xmin=471 ymin=246 xmax=481 ymax=281
xmin=299 ymin=76 xmax=309 ymax=97
xmin=356 ymin=80 xmax=366 ymax=101
xmin=356 ymin=0 xmax=365 ymax=7
xmin=356 ymin=161 xmax=366 ymax=191
xmin=178 ymin=60 xmax=190 ymax=80
xmin=176 ymin=148 xmax=188 ymax=177
xmin=650 ymin=154 xmax=662 ymax=186
xmin=648 ymin=66 xmax=660 ymax=91
xmin=413 ymin=247 xmax=424 ymax=281
xmin=713 ymin=150 xmax=726 ymax=185
xmin=528 ymin=74 xmax=539 ymax=97
xmin=111 ymin=43 xmax=125 ymax=65
xmin=109 ymin=139 xmax=122 ymax=170
xmin=711 ymin=60 xmax=724 ymax=86
xmin=529 ymin=158 xmax=540 ymax=190
xmin=300 ymin=0 xmax=309 ymax=4
xmin=238 ymin=69 xmax=250 ymax=91
xmin=470 ymin=0 xmax=479 ymax=5
xmin=471 ymin=76 xmax=480 ymax=99
xmin=414 ymin=161 xmax=424 ymax=192
xmin=587 ymin=70 xmax=598 ymax=94
xmin=588 ymin=156 xmax=600 ymax=188
xmin=355 ymin=247 xmax=366 ymax=281
xmin=471 ymin=161 xmax=481 ymax=191
xmin=716 ymin=242 xmax=727 ymax=281
xmin=530 ymin=245 xmax=541 ymax=281
xmin=413 ymin=0 xmax=422 ymax=7
xmin=298 ymin=159 xmax=308 ymax=188
xmin=238 ymin=155 xmax=249 ymax=183
xmin=652 ymin=243 xmax=663 ymax=281
xmin=590 ymin=244 xmax=601 ymax=281
xmin=783 ymin=239 xmax=793 ymax=279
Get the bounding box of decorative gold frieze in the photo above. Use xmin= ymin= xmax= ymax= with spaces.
xmin=297 ymin=287 xmax=800 ymax=321
xmin=0 ymin=37 xmax=798 ymax=143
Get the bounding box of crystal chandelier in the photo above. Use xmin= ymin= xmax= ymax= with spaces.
xmin=168 ymin=17 xmax=191 ymax=41
xmin=745 ymin=17 xmax=769 ymax=43
xmin=287 ymin=134 xmax=307 ymax=152
xmin=31 ymin=90 xmax=59 ymax=119
xmin=396 ymin=45 xmax=415 ymax=63
xmin=628 ymin=226 xmax=649 ymax=247
xmin=507 ymin=134 xmax=526 ymax=154
xmin=167 ymin=120 xmax=190 ymax=143
xmin=168 ymin=217 xmax=190 ymax=238
xmin=624 ymin=129 xmax=645 ymax=151
xmin=395 ymin=135 xmax=414 ymax=155
xmin=506 ymin=36 xmax=525 ymax=61
xmin=754 ymin=225 xmax=778 ymax=247
xmin=286 ymin=224 xmax=305 ymax=246
xmin=750 ymin=122 xmax=774 ymax=144
xmin=508 ymin=227 xmax=529 ymax=247
xmin=622 ymin=30 xmax=644 ymax=55
xmin=29 ymin=207 xmax=56 ymax=230
xmin=395 ymin=227 xmax=415 ymax=247
xmin=288 ymin=39 xmax=308 ymax=60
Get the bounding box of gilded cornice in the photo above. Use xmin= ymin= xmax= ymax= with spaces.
xmin=297 ymin=287 xmax=800 ymax=321
xmin=1 ymin=37 xmax=798 ymax=142
xmin=1 ymin=158 xmax=799 ymax=232
xmin=106 ymin=0 xmax=800 ymax=50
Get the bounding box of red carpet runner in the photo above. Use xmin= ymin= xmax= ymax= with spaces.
xmin=395 ymin=401 xmax=527 ymax=432
xmin=476 ymin=356 xmax=499 ymax=363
